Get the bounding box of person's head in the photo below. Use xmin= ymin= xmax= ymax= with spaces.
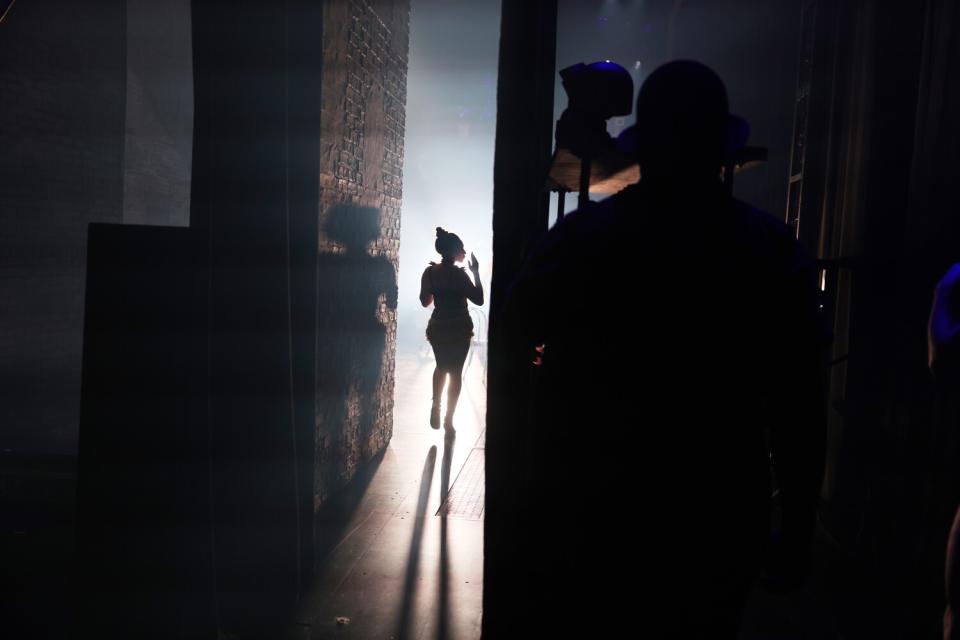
xmin=435 ymin=227 xmax=465 ymax=264
xmin=632 ymin=60 xmax=729 ymax=183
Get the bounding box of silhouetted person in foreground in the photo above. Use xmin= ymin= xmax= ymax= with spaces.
xmin=420 ymin=227 xmax=484 ymax=434
xmin=928 ymin=263 xmax=960 ymax=639
xmin=499 ymin=61 xmax=828 ymax=637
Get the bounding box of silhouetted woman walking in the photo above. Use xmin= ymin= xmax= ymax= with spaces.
xmin=419 ymin=227 xmax=483 ymax=433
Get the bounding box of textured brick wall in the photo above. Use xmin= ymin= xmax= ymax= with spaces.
xmin=0 ymin=0 xmax=126 ymax=454
xmin=314 ymin=0 xmax=409 ymax=510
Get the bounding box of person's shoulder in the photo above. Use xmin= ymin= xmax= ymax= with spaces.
xmin=515 ymin=186 xmax=639 ymax=280
xmin=733 ymin=199 xmax=793 ymax=237
xmin=731 ymin=199 xmax=811 ymax=263
xmin=540 ymin=184 xmax=639 ymax=254
xmin=562 ymin=184 xmax=638 ymax=228
xmin=507 ymin=188 xmax=638 ymax=308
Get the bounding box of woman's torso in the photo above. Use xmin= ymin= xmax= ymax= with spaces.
xmin=428 ymin=264 xmax=469 ymax=312
xmin=426 ymin=264 xmax=472 ymax=339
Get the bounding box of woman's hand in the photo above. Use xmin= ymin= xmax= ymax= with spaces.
xmin=464 ymin=253 xmax=484 ymax=306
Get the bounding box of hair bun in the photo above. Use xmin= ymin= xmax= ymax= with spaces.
xmin=436 ymin=227 xmax=446 ymax=238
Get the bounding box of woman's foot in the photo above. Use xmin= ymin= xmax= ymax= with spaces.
xmin=430 ymin=402 xmax=441 ymax=430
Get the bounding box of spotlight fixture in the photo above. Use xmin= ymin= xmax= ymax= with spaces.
xmin=548 ymin=60 xmax=635 ymax=215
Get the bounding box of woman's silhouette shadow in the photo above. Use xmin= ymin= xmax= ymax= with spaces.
xmin=316 ymin=204 xmax=398 ymax=488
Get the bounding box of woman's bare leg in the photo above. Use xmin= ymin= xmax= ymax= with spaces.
xmin=431 ymin=366 xmax=445 ymax=429
xmin=443 ymin=341 xmax=471 ymax=431
xmin=445 ymin=370 xmax=462 ymax=428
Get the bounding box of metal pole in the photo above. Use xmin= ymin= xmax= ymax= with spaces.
xmin=579 ymin=155 xmax=591 ymax=208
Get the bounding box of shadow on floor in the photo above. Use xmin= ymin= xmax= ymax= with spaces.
xmin=395 ymin=445 xmax=438 ymax=640
xmin=314 ymin=448 xmax=388 ymax=571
